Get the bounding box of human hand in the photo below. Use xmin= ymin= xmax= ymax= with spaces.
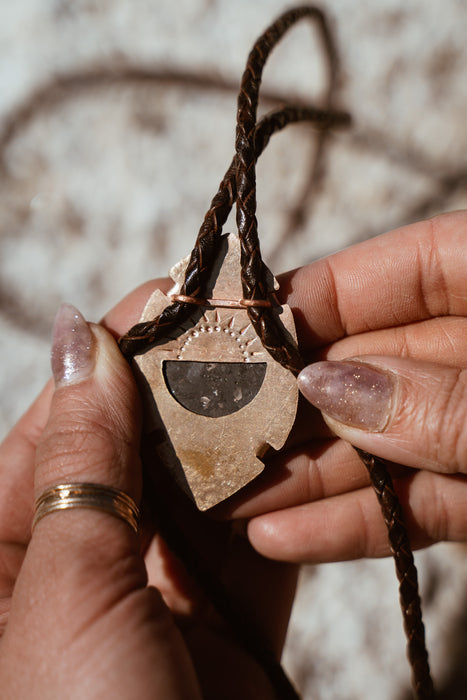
xmin=0 ymin=302 xmax=296 ymax=699
xmin=227 ymin=211 xmax=467 ymax=564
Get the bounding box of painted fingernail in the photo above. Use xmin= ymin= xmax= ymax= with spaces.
xmin=51 ymin=304 xmax=95 ymax=387
xmin=298 ymin=361 xmax=395 ymax=431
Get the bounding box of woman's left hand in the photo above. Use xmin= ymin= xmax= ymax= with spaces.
xmin=0 ymin=300 xmax=296 ymax=699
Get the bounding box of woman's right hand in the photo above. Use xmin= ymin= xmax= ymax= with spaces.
xmin=222 ymin=210 xmax=467 ymax=564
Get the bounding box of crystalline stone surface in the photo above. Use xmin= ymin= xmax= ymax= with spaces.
xmin=163 ymin=360 xmax=267 ymax=417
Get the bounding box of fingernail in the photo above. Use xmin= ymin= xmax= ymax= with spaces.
xmin=51 ymin=304 xmax=95 ymax=387
xmin=298 ymin=361 xmax=395 ymax=431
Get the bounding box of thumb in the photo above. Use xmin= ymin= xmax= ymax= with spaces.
xmin=12 ymin=302 xmax=144 ymax=646
xmin=2 ymin=304 xmax=200 ymax=699
xmin=35 ymin=302 xmax=142 ymax=511
xmin=298 ymin=356 xmax=467 ymax=474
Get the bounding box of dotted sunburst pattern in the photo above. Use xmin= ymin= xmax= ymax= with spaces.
xmin=175 ymin=310 xmax=266 ymax=362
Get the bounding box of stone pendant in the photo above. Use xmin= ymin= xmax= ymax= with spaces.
xmin=134 ymin=233 xmax=298 ymax=510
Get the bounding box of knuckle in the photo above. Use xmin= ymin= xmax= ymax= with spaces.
xmin=418 ymin=473 xmax=449 ymax=543
xmin=433 ymin=369 xmax=467 ymax=472
xmin=305 ymin=454 xmax=326 ymax=501
xmin=35 ymin=407 xmax=132 ymax=484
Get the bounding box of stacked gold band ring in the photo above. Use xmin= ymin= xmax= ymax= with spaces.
xmin=32 ymin=483 xmax=140 ymax=534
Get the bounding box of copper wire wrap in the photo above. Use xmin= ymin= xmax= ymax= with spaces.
xmin=170 ymin=294 xmax=272 ymax=309
xmin=117 ymin=96 xmax=350 ymax=363
xmin=118 ymin=6 xmax=433 ymax=699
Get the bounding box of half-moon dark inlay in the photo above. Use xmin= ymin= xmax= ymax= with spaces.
xmin=163 ymin=361 xmax=267 ymax=417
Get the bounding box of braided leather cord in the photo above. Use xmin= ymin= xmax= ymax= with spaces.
xmin=119 ymin=6 xmax=434 ymax=698
xmin=235 ymin=7 xmax=331 ymax=375
xmin=355 ymin=449 xmax=435 ymax=699
xmin=234 ymin=11 xmax=433 ymax=691
xmin=118 ymin=104 xmax=349 ymax=358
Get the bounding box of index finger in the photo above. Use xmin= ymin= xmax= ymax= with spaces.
xmin=103 ymin=213 xmax=467 ymax=352
xmin=279 ymin=210 xmax=467 ymax=351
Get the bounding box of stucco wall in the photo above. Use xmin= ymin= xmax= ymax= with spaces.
xmin=1 ymin=2 xmax=466 ymax=697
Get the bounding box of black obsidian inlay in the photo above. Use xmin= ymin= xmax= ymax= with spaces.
xmin=163 ymin=360 xmax=267 ymax=417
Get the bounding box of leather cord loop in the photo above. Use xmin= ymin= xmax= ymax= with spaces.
xmin=118 ymin=7 xmax=433 ymax=699
xmin=118 ymin=102 xmax=349 ymax=360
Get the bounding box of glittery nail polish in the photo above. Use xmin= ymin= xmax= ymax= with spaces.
xmin=51 ymin=304 xmax=95 ymax=387
xmin=298 ymin=361 xmax=395 ymax=431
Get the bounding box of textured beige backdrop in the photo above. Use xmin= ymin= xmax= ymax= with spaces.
xmin=1 ymin=1 xmax=467 ymax=698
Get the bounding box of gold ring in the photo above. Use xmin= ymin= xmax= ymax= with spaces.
xmin=32 ymin=483 xmax=140 ymax=534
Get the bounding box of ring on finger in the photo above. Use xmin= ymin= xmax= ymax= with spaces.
xmin=32 ymin=483 xmax=140 ymax=534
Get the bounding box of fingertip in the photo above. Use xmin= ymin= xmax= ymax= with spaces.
xmin=51 ymin=304 xmax=95 ymax=388
xmin=50 ymin=303 xmax=135 ymax=394
xmin=298 ymin=360 xmax=395 ymax=432
xmin=35 ymin=307 xmax=143 ymax=509
xmin=247 ymin=489 xmax=394 ymax=564
xmin=247 ymin=512 xmax=298 ymax=563
xmin=90 ymin=323 xmax=138 ymax=392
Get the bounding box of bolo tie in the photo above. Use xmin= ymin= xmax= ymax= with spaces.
xmin=118 ymin=6 xmax=434 ymax=699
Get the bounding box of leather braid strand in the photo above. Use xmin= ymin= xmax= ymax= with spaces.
xmin=118 ymin=6 xmax=343 ymax=360
xmin=235 ymin=8 xmax=434 ymax=695
xmin=355 ymin=449 xmax=434 ymax=699
xmin=118 ymin=105 xmax=349 ymax=358
xmin=235 ymin=8 xmax=327 ymax=375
